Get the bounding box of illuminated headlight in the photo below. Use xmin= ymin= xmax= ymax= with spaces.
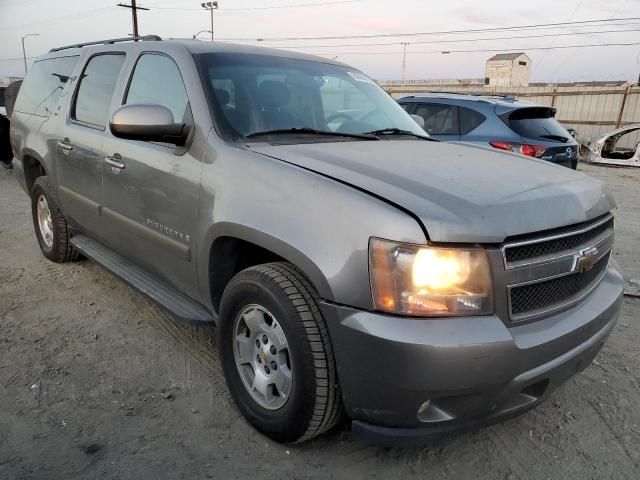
xmin=369 ymin=238 xmax=493 ymax=316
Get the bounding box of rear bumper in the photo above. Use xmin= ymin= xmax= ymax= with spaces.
xmin=548 ymin=158 xmax=576 ymax=169
xmin=320 ymin=262 xmax=623 ymax=445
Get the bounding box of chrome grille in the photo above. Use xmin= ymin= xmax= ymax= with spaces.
xmin=504 ymin=217 xmax=613 ymax=264
xmin=501 ymin=214 xmax=614 ymax=322
xmin=510 ymin=253 xmax=610 ymax=316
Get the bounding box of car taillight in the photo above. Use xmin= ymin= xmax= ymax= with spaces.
xmin=489 ymin=141 xmax=546 ymax=158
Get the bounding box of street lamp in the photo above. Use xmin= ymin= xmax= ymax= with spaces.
xmin=21 ymin=33 xmax=39 ymax=75
xmin=192 ymin=30 xmax=213 ymax=39
xmin=200 ymin=1 xmax=218 ymax=42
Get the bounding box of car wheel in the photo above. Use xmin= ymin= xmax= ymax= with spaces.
xmin=219 ymin=262 xmax=343 ymax=443
xmin=31 ymin=176 xmax=79 ymax=263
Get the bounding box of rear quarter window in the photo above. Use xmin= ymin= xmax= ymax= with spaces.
xmin=506 ymin=107 xmax=571 ymax=143
xmin=414 ymin=103 xmax=459 ymax=136
xmin=13 ymin=55 xmax=79 ymax=116
xmin=459 ymin=107 xmax=486 ymax=135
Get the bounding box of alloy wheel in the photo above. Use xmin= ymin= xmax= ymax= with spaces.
xmin=232 ymin=304 xmax=293 ymax=410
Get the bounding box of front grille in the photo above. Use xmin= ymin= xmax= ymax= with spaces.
xmin=510 ymin=253 xmax=610 ymax=316
xmin=505 ymin=217 xmax=613 ymax=264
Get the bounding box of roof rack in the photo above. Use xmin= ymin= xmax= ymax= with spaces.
xmin=50 ymin=35 xmax=162 ymax=52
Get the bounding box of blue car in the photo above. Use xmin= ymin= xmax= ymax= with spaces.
xmin=398 ymin=93 xmax=579 ymax=169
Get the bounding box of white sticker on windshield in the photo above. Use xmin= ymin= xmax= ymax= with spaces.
xmin=347 ymin=71 xmax=375 ymax=84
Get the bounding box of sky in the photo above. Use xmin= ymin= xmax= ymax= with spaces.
xmin=1 ymin=0 xmax=639 ymax=82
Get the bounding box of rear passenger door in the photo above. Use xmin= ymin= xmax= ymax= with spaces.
xmin=410 ymin=103 xmax=460 ymax=141
xmin=57 ymin=53 xmax=126 ymax=235
xmin=100 ymin=52 xmax=202 ymax=298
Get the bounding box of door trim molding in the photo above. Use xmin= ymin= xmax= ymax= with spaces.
xmin=59 ymin=185 xmax=101 ymax=215
xmin=101 ymin=207 xmax=191 ymax=261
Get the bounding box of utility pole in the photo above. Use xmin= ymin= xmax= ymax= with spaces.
xmin=401 ymin=42 xmax=409 ymax=85
xmin=21 ymin=33 xmax=39 ymax=75
xmin=200 ymin=2 xmax=219 ymax=42
xmin=117 ymin=0 xmax=150 ymax=37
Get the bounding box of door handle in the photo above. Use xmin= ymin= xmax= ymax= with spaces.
xmin=105 ymin=155 xmax=126 ymax=170
xmin=57 ymin=140 xmax=73 ymax=151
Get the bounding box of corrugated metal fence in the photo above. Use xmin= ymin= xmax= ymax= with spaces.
xmin=383 ymin=83 xmax=640 ymax=146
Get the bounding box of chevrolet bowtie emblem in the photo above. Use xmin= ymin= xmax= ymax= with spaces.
xmin=575 ymin=246 xmax=599 ymax=273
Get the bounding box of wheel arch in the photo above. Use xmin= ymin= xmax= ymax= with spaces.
xmin=20 ymin=149 xmax=49 ymax=193
xmin=203 ymin=222 xmax=333 ymax=315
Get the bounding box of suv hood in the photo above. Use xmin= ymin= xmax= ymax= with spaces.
xmin=249 ymin=141 xmax=615 ymax=243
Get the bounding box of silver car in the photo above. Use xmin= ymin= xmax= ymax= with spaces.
xmin=10 ymin=36 xmax=623 ymax=445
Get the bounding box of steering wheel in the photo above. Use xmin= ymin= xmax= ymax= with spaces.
xmin=325 ymin=112 xmax=354 ymax=124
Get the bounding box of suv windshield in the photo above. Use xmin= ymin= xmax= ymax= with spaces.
xmin=506 ymin=107 xmax=570 ymax=143
xmin=196 ymin=52 xmax=427 ymax=143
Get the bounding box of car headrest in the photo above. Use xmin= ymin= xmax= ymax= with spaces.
xmin=214 ymin=88 xmax=230 ymax=106
xmin=258 ymin=81 xmax=290 ymax=109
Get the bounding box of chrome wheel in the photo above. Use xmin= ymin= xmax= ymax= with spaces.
xmin=36 ymin=194 xmax=54 ymax=248
xmin=233 ymin=304 xmax=293 ymax=410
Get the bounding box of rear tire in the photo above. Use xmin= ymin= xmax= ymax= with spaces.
xmin=31 ymin=176 xmax=79 ymax=263
xmin=219 ymin=262 xmax=343 ymax=443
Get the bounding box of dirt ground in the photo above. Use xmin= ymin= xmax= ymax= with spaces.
xmin=1 ymin=163 xmax=639 ymax=480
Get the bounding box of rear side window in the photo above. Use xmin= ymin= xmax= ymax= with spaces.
xmin=507 ymin=107 xmax=570 ymax=143
xmin=0 ymin=88 xmax=5 ymax=108
xmin=459 ymin=107 xmax=486 ymax=135
xmin=414 ymin=103 xmax=459 ymax=136
xmin=73 ymin=54 xmax=125 ymax=128
xmin=13 ymin=56 xmax=79 ymax=116
xmin=125 ymin=53 xmax=189 ymax=123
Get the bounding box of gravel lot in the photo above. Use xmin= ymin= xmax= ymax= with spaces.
xmin=1 ymin=163 xmax=639 ymax=479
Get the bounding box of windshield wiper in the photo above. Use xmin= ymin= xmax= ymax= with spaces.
xmin=364 ymin=128 xmax=433 ymax=140
xmin=246 ymin=127 xmax=379 ymax=140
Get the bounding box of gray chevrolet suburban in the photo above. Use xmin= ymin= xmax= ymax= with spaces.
xmin=10 ymin=36 xmax=623 ymax=445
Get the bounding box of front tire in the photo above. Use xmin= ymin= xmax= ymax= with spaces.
xmin=219 ymin=262 xmax=343 ymax=443
xmin=31 ymin=176 xmax=79 ymax=263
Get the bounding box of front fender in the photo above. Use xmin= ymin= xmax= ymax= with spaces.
xmin=196 ymin=140 xmax=427 ymax=313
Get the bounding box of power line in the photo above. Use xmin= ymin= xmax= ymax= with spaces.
xmin=547 ymin=0 xmax=632 ymax=80
xmin=272 ymin=27 xmax=640 ymax=50
xmin=4 ymin=31 xmax=636 ymax=63
xmin=216 ymin=16 xmax=640 ymax=41
xmin=142 ymin=0 xmax=366 ymax=10
xmin=302 ymin=41 xmax=640 ymax=56
xmin=533 ymin=0 xmax=585 ymax=70
xmin=1 ymin=7 xmax=116 ymax=33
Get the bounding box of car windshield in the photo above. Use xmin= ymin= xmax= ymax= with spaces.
xmin=196 ymin=52 xmax=427 ymax=143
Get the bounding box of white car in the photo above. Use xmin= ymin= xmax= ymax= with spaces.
xmin=587 ymin=124 xmax=640 ymax=167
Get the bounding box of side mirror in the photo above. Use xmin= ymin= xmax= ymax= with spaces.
xmin=410 ymin=114 xmax=425 ymax=129
xmin=109 ymin=104 xmax=188 ymax=146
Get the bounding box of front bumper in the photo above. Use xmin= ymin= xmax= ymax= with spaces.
xmin=320 ymin=262 xmax=623 ymax=446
